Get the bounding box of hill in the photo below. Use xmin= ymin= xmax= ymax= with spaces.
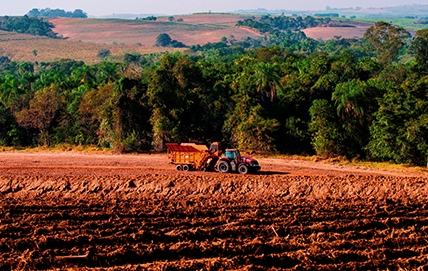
xmin=49 ymin=14 xmax=262 ymax=47
xmin=0 ymin=14 xmax=263 ymax=63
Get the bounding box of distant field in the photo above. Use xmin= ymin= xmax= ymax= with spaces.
xmin=357 ymin=17 xmax=423 ymax=34
xmin=0 ymin=14 xmax=263 ymax=63
xmin=49 ymin=14 xmax=262 ymax=47
xmin=0 ymin=30 xmax=184 ymax=64
xmin=303 ymin=21 xmax=373 ymax=40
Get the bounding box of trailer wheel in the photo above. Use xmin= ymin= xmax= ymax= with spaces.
xmin=182 ymin=165 xmax=190 ymax=171
xmin=217 ymin=161 xmax=230 ymax=173
xmin=238 ymin=164 xmax=249 ymax=174
xmin=176 ymin=165 xmax=183 ymax=171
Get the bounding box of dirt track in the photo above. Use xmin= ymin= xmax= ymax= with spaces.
xmin=1 ymin=152 xmax=428 ymax=270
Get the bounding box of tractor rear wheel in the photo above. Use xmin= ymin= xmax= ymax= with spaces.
xmin=176 ymin=165 xmax=183 ymax=171
xmin=238 ymin=164 xmax=249 ymax=174
xmin=183 ymin=165 xmax=190 ymax=171
xmin=217 ymin=161 xmax=230 ymax=173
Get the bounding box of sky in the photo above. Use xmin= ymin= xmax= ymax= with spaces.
xmin=1 ymin=0 xmax=427 ymax=16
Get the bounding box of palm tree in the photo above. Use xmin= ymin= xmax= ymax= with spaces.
xmin=252 ymin=62 xmax=283 ymax=102
xmin=332 ymin=79 xmax=367 ymax=119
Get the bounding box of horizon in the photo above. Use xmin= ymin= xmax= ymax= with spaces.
xmin=1 ymin=0 xmax=428 ymax=17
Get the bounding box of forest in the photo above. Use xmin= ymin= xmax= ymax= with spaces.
xmin=0 ymin=15 xmax=427 ymax=166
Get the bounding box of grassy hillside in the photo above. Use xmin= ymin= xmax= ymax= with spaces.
xmin=0 ymin=14 xmax=263 ymax=63
xmin=50 ymin=14 xmax=262 ymax=46
xmin=0 ymin=30 xmax=184 ymax=64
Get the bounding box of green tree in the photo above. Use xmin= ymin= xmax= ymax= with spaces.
xmin=252 ymin=62 xmax=283 ymax=102
xmin=0 ymin=103 xmax=21 ymax=146
xmin=155 ymin=33 xmax=172 ymax=47
xmin=72 ymin=9 xmax=87 ymax=18
xmin=275 ymin=53 xmax=330 ymax=153
xmin=146 ymin=53 xmax=204 ymax=150
xmin=332 ymin=79 xmax=368 ymax=118
xmin=412 ymin=29 xmax=428 ymax=74
xmin=331 ymin=79 xmax=379 ymax=158
xmin=368 ymin=73 xmax=428 ymax=165
xmin=15 ymin=84 xmax=64 ymax=146
xmin=111 ymin=77 xmax=151 ymax=152
xmin=309 ymin=99 xmax=342 ymax=157
xmin=79 ymin=83 xmax=115 ymax=146
xmin=224 ymin=56 xmax=281 ymax=151
xmin=78 ymin=74 xmax=150 ymax=152
xmin=195 ymin=59 xmax=234 ymax=143
xmin=363 ymin=21 xmax=411 ymax=65
xmin=0 ymin=74 xmax=21 ymax=109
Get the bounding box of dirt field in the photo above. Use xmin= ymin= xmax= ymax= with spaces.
xmin=1 ymin=152 xmax=428 ymax=270
xmin=303 ymin=21 xmax=373 ymax=40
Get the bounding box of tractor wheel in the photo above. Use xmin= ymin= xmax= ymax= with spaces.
xmin=183 ymin=165 xmax=190 ymax=171
xmin=238 ymin=164 xmax=249 ymax=174
xmin=217 ymin=161 xmax=230 ymax=173
xmin=176 ymin=165 xmax=183 ymax=171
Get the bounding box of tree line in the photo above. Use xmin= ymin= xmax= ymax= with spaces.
xmin=0 ymin=15 xmax=58 ymax=38
xmin=27 ymin=8 xmax=88 ymax=18
xmin=0 ymin=18 xmax=427 ymax=165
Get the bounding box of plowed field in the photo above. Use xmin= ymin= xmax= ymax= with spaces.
xmin=1 ymin=152 xmax=428 ymax=270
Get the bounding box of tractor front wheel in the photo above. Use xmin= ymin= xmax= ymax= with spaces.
xmin=238 ymin=164 xmax=249 ymax=174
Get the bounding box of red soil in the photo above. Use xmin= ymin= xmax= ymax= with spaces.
xmin=303 ymin=21 xmax=373 ymax=40
xmin=1 ymin=152 xmax=427 ymax=270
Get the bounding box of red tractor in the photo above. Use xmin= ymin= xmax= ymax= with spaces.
xmin=216 ymin=149 xmax=261 ymax=174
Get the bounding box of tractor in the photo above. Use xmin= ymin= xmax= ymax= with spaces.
xmin=166 ymin=142 xmax=261 ymax=174
xmin=216 ymin=149 xmax=261 ymax=174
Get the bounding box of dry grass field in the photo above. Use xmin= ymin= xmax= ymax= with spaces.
xmin=0 ymin=30 xmax=177 ymax=64
xmin=0 ymin=14 xmax=263 ymax=64
xmin=50 ymin=14 xmax=262 ymax=46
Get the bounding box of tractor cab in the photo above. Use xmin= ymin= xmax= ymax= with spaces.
xmin=225 ymin=149 xmax=240 ymax=162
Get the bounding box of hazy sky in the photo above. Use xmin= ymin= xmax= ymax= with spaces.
xmin=1 ymin=0 xmax=427 ymax=16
